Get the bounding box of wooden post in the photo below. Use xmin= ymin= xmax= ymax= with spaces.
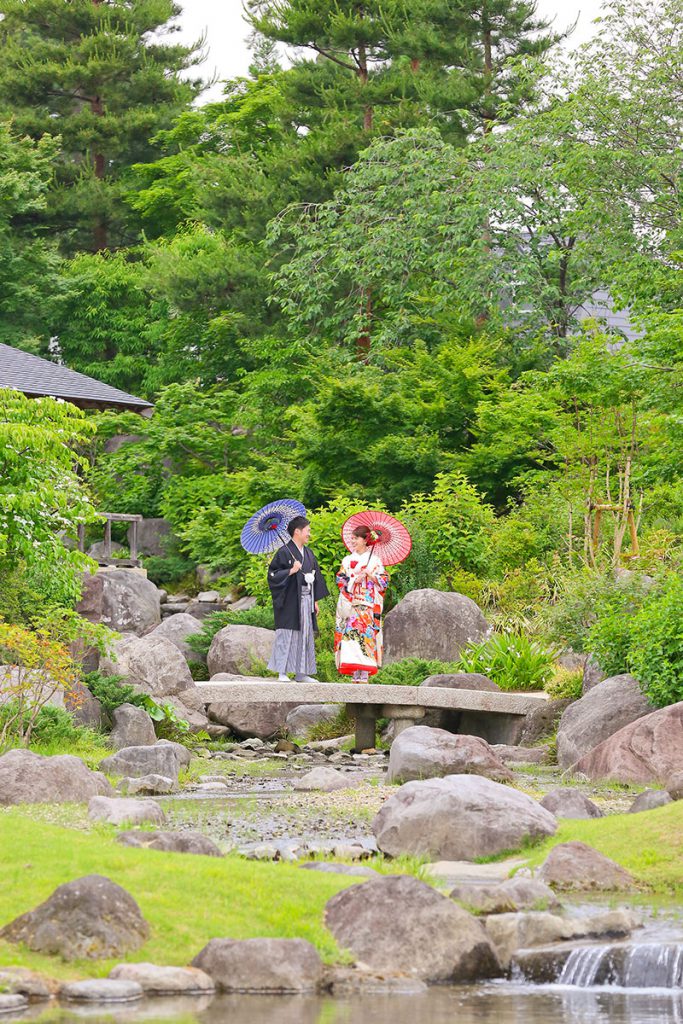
xmin=592 ymin=507 xmax=603 ymax=553
xmin=628 ymin=510 xmax=640 ymax=557
xmin=130 ymin=519 xmax=138 ymax=562
xmin=103 ymin=517 xmax=112 ymax=559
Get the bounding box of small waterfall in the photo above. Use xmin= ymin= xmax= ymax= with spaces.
xmin=514 ymin=943 xmax=683 ymax=989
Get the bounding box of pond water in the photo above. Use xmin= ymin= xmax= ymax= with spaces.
xmin=16 ymin=985 xmax=683 ymax=1024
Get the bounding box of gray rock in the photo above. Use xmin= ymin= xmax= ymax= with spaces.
xmin=299 ymin=862 xmax=378 ymax=877
xmin=485 ymin=908 xmax=639 ymax=968
xmin=556 ymin=651 xmax=587 ymax=673
xmin=556 ymin=674 xmax=653 ymax=770
xmin=207 ymin=625 xmax=275 ymax=676
xmin=538 ymin=841 xmax=636 ymax=891
xmin=100 ymin=569 xmax=162 ymax=635
xmin=324 ymin=875 xmax=500 ymax=982
xmin=582 ymin=655 xmax=607 ymax=693
xmin=384 ymin=589 xmax=489 ymax=664
xmin=208 ymin=691 xmax=298 ymax=740
xmin=155 ymin=739 xmax=192 ymax=767
xmin=198 ymin=590 xmax=222 ymax=603
xmin=88 ymin=540 xmax=126 ymax=560
xmin=629 ymin=789 xmax=673 ymax=813
xmin=539 ymin=788 xmax=603 ymax=819
xmin=492 ymin=744 xmax=551 ymax=765
xmin=387 ymin=726 xmax=512 ymax=784
xmin=0 ymin=967 xmax=58 ymax=1001
xmin=293 ymin=767 xmax=356 ymax=792
xmin=518 ymin=698 xmax=573 ymax=746
xmin=286 ymin=704 xmax=340 ymax=738
xmin=0 ymin=994 xmax=28 ymax=1013
xmin=64 ymin=681 xmax=104 ymax=730
xmin=0 ymin=749 xmax=112 ymax=805
xmin=192 ymin=938 xmax=322 ymax=992
xmin=229 ymin=596 xmax=257 ymax=613
xmin=60 ymin=979 xmax=143 ymax=1002
xmin=110 ymin=703 xmax=157 ymax=749
xmin=109 ymin=963 xmax=214 ymax=994
xmin=116 ymin=830 xmax=223 ymax=856
xmin=150 ymin=614 xmax=205 ymax=664
xmin=0 ymin=875 xmax=149 ymax=959
xmin=119 ymin=774 xmax=177 ymax=796
xmin=450 ymin=878 xmax=559 ymax=915
xmin=101 ymin=634 xmax=194 ymax=699
xmin=667 ymin=771 xmax=683 ymax=800
xmin=163 ymin=696 xmax=210 ymax=733
xmin=100 ymin=744 xmax=183 ymax=780
xmin=128 ymin=517 xmax=173 ymax=558
xmin=373 ymin=775 xmax=557 ymax=861
xmin=421 ymin=673 xmax=499 ymax=691
xmin=88 ymin=796 xmax=165 ymax=826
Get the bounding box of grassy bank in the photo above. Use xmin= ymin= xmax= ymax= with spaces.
xmin=0 ymin=810 xmax=358 ymax=980
xmin=523 ymin=799 xmax=683 ymax=895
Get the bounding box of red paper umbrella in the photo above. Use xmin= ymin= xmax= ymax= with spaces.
xmin=341 ymin=510 xmax=412 ymax=566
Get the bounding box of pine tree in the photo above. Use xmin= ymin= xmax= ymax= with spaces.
xmin=0 ymin=0 xmax=204 ymax=252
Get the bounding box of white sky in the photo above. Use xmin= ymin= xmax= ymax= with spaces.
xmin=174 ymin=0 xmax=607 ymax=104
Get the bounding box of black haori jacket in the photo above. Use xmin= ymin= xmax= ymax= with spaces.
xmin=267 ymin=541 xmax=330 ymax=632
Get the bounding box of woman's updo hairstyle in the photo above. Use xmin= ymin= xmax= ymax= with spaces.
xmin=352 ymin=525 xmax=378 ymax=544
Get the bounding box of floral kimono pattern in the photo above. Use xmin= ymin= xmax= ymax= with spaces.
xmin=334 ymin=551 xmax=389 ymax=676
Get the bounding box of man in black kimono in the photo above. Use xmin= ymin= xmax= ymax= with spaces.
xmin=267 ymin=516 xmax=329 ymax=682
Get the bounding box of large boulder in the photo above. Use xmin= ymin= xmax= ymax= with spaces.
xmin=128 ymin=517 xmax=173 ymax=558
xmin=518 ymin=698 xmax=573 ymax=746
xmin=100 ymin=570 xmax=162 ymax=635
xmin=207 ymin=625 xmax=275 ymax=676
xmin=629 ymin=789 xmax=673 ymax=813
xmin=420 ymin=673 xmax=499 ymax=691
xmin=383 ymin=590 xmax=489 ymax=664
xmin=0 ymin=875 xmax=149 ymax=959
xmin=0 ymin=750 xmax=112 ymax=805
xmin=582 ymin=655 xmax=607 ymax=693
xmin=324 ymin=875 xmax=500 ymax=983
xmin=100 ymin=744 xmax=183 ymax=780
xmin=109 ymin=704 xmax=156 ymax=749
xmin=285 ymin=704 xmax=340 ymax=738
xmin=387 ymin=726 xmax=512 ymax=784
xmin=373 ymin=775 xmax=557 ymax=861
xmin=538 ymin=841 xmax=635 ymax=891
xmin=556 ymin=674 xmax=653 ymax=770
xmin=101 ymin=634 xmax=194 ymax=698
xmin=192 ymin=938 xmax=322 ymax=992
xmin=539 ymin=788 xmax=603 ymax=819
xmin=570 ymin=702 xmax=683 ymax=784
xmin=149 ymin=614 xmax=205 ymax=664
xmin=88 ymin=796 xmax=165 ymax=826
xmin=208 ymin=682 xmax=298 ymax=740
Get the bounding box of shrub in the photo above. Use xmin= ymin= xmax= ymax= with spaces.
xmin=375 ymin=658 xmax=460 ymax=686
xmin=544 ymin=666 xmax=583 ymax=700
xmin=142 ymin=554 xmax=197 ymax=588
xmin=83 ymin=671 xmax=189 ymax=731
xmin=455 ymin=632 xmax=558 ymax=691
xmin=538 ymin=568 xmax=651 ymax=652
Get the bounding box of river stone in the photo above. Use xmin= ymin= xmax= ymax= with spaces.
xmin=373 ymin=775 xmax=557 ymax=860
xmin=116 ymin=830 xmax=223 ymax=856
xmin=88 ymin=796 xmax=165 ymax=826
xmin=420 ymin=673 xmax=499 ymax=691
xmin=485 ymin=908 xmax=639 ymax=968
xmin=0 ymin=995 xmax=28 ymax=1013
xmin=0 ymin=968 xmax=58 ymax=1001
xmin=60 ymin=979 xmax=143 ymax=1002
xmin=120 ymin=774 xmax=178 ymax=795
xmin=293 ymin=767 xmax=356 ymax=792
xmin=299 ymin=862 xmax=378 ymax=877
xmin=0 ymin=749 xmax=112 ymax=805
xmin=192 ymin=938 xmax=323 ymax=992
xmin=109 ymin=703 xmax=157 ymax=749
xmin=629 ymin=789 xmax=673 ymax=813
xmin=538 ymin=841 xmax=636 ymax=891
xmin=387 ymin=727 xmax=513 ymax=784
xmin=571 ymin=702 xmax=683 ymax=784
xmin=667 ymin=771 xmax=683 ymax=800
xmin=285 ymin=704 xmax=340 ymax=738
xmin=100 ymin=569 xmax=161 ymax=635
xmin=539 ymin=788 xmax=603 ymax=819
xmin=150 ymin=614 xmax=205 ymax=664
xmin=100 ymin=744 xmax=182 ymax=780
xmin=0 ymin=875 xmax=149 ymax=959
xmin=450 ymin=878 xmax=559 ymax=915
xmin=207 ymin=625 xmax=275 ymax=676
xmin=556 ymin=674 xmax=653 ymax=770
xmin=324 ymin=875 xmax=500 ymax=982
xmin=582 ymin=655 xmax=607 ymax=693
xmin=109 ymin=963 xmax=214 ymax=994
xmin=384 ymin=590 xmax=490 ymax=664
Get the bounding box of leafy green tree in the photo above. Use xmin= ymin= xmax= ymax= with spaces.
xmin=0 ymin=0 xmax=203 ymax=253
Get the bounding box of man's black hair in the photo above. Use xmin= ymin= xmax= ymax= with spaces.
xmin=287 ymin=515 xmax=310 ymax=536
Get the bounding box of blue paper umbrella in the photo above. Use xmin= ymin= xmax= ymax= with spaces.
xmin=240 ymin=499 xmax=307 ymax=555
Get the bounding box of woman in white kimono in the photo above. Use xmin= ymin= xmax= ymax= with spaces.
xmin=334 ymin=525 xmax=389 ymax=682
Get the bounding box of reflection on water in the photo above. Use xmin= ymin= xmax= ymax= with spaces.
xmin=17 ymin=987 xmax=683 ymax=1024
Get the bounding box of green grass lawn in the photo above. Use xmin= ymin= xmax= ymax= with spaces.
xmin=0 ymin=810 xmax=359 ymax=980
xmin=523 ymin=799 xmax=683 ymax=894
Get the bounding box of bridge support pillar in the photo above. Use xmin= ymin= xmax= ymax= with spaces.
xmin=347 ymin=704 xmax=379 ymax=752
xmin=381 ymin=704 xmax=425 ymax=739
